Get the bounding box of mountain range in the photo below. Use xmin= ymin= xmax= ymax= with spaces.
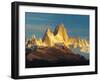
xmin=26 ymin=24 xmax=89 ymax=53
xmin=25 ymin=24 xmax=89 ymax=68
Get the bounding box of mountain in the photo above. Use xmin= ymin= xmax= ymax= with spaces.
xmin=54 ymin=24 xmax=69 ymax=41
xmin=42 ymin=24 xmax=69 ymax=47
xmin=42 ymin=28 xmax=55 ymax=46
xmin=26 ymin=45 xmax=89 ymax=68
xmin=68 ymin=37 xmax=89 ymax=53
xmin=25 ymin=23 xmax=89 ymax=68
xmin=26 ymin=23 xmax=89 ymax=53
xmin=31 ymin=34 xmax=42 ymax=46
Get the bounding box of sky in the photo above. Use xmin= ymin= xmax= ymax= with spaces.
xmin=25 ymin=12 xmax=89 ymax=40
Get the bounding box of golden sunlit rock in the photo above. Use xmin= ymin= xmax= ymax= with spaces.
xmin=26 ymin=24 xmax=89 ymax=53
xmin=54 ymin=24 xmax=69 ymax=41
xmin=43 ymin=28 xmax=55 ymax=46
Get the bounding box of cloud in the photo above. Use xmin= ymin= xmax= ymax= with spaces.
xmin=25 ymin=24 xmax=50 ymax=32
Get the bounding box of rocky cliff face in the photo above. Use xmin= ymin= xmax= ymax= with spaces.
xmin=26 ymin=23 xmax=89 ymax=53
xmin=54 ymin=24 xmax=69 ymax=42
xmin=42 ymin=25 xmax=67 ymax=47
xmin=42 ymin=28 xmax=55 ymax=46
xmin=25 ymin=24 xmax=89 ymax=68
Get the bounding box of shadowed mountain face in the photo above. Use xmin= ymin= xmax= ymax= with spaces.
xmin=26 ymin=46 xmax=89 ymax=68
xmin=25 ymin=24 xmax=89 ymax=68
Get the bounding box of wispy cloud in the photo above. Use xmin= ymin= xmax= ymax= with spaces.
xmin=25 ymin=24 xmax=51 ymax=38
xmin=25 ymin=12 xmax=89 ymax=39
xmin=25 ymin=24 xmax=50 ymax=32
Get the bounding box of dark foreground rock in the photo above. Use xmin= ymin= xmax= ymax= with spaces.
xmin=26 ymin=46 xmax=89 ymax=68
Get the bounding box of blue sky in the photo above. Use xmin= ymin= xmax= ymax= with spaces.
xmin=25 ymin=12 xmax=89 ymax=40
